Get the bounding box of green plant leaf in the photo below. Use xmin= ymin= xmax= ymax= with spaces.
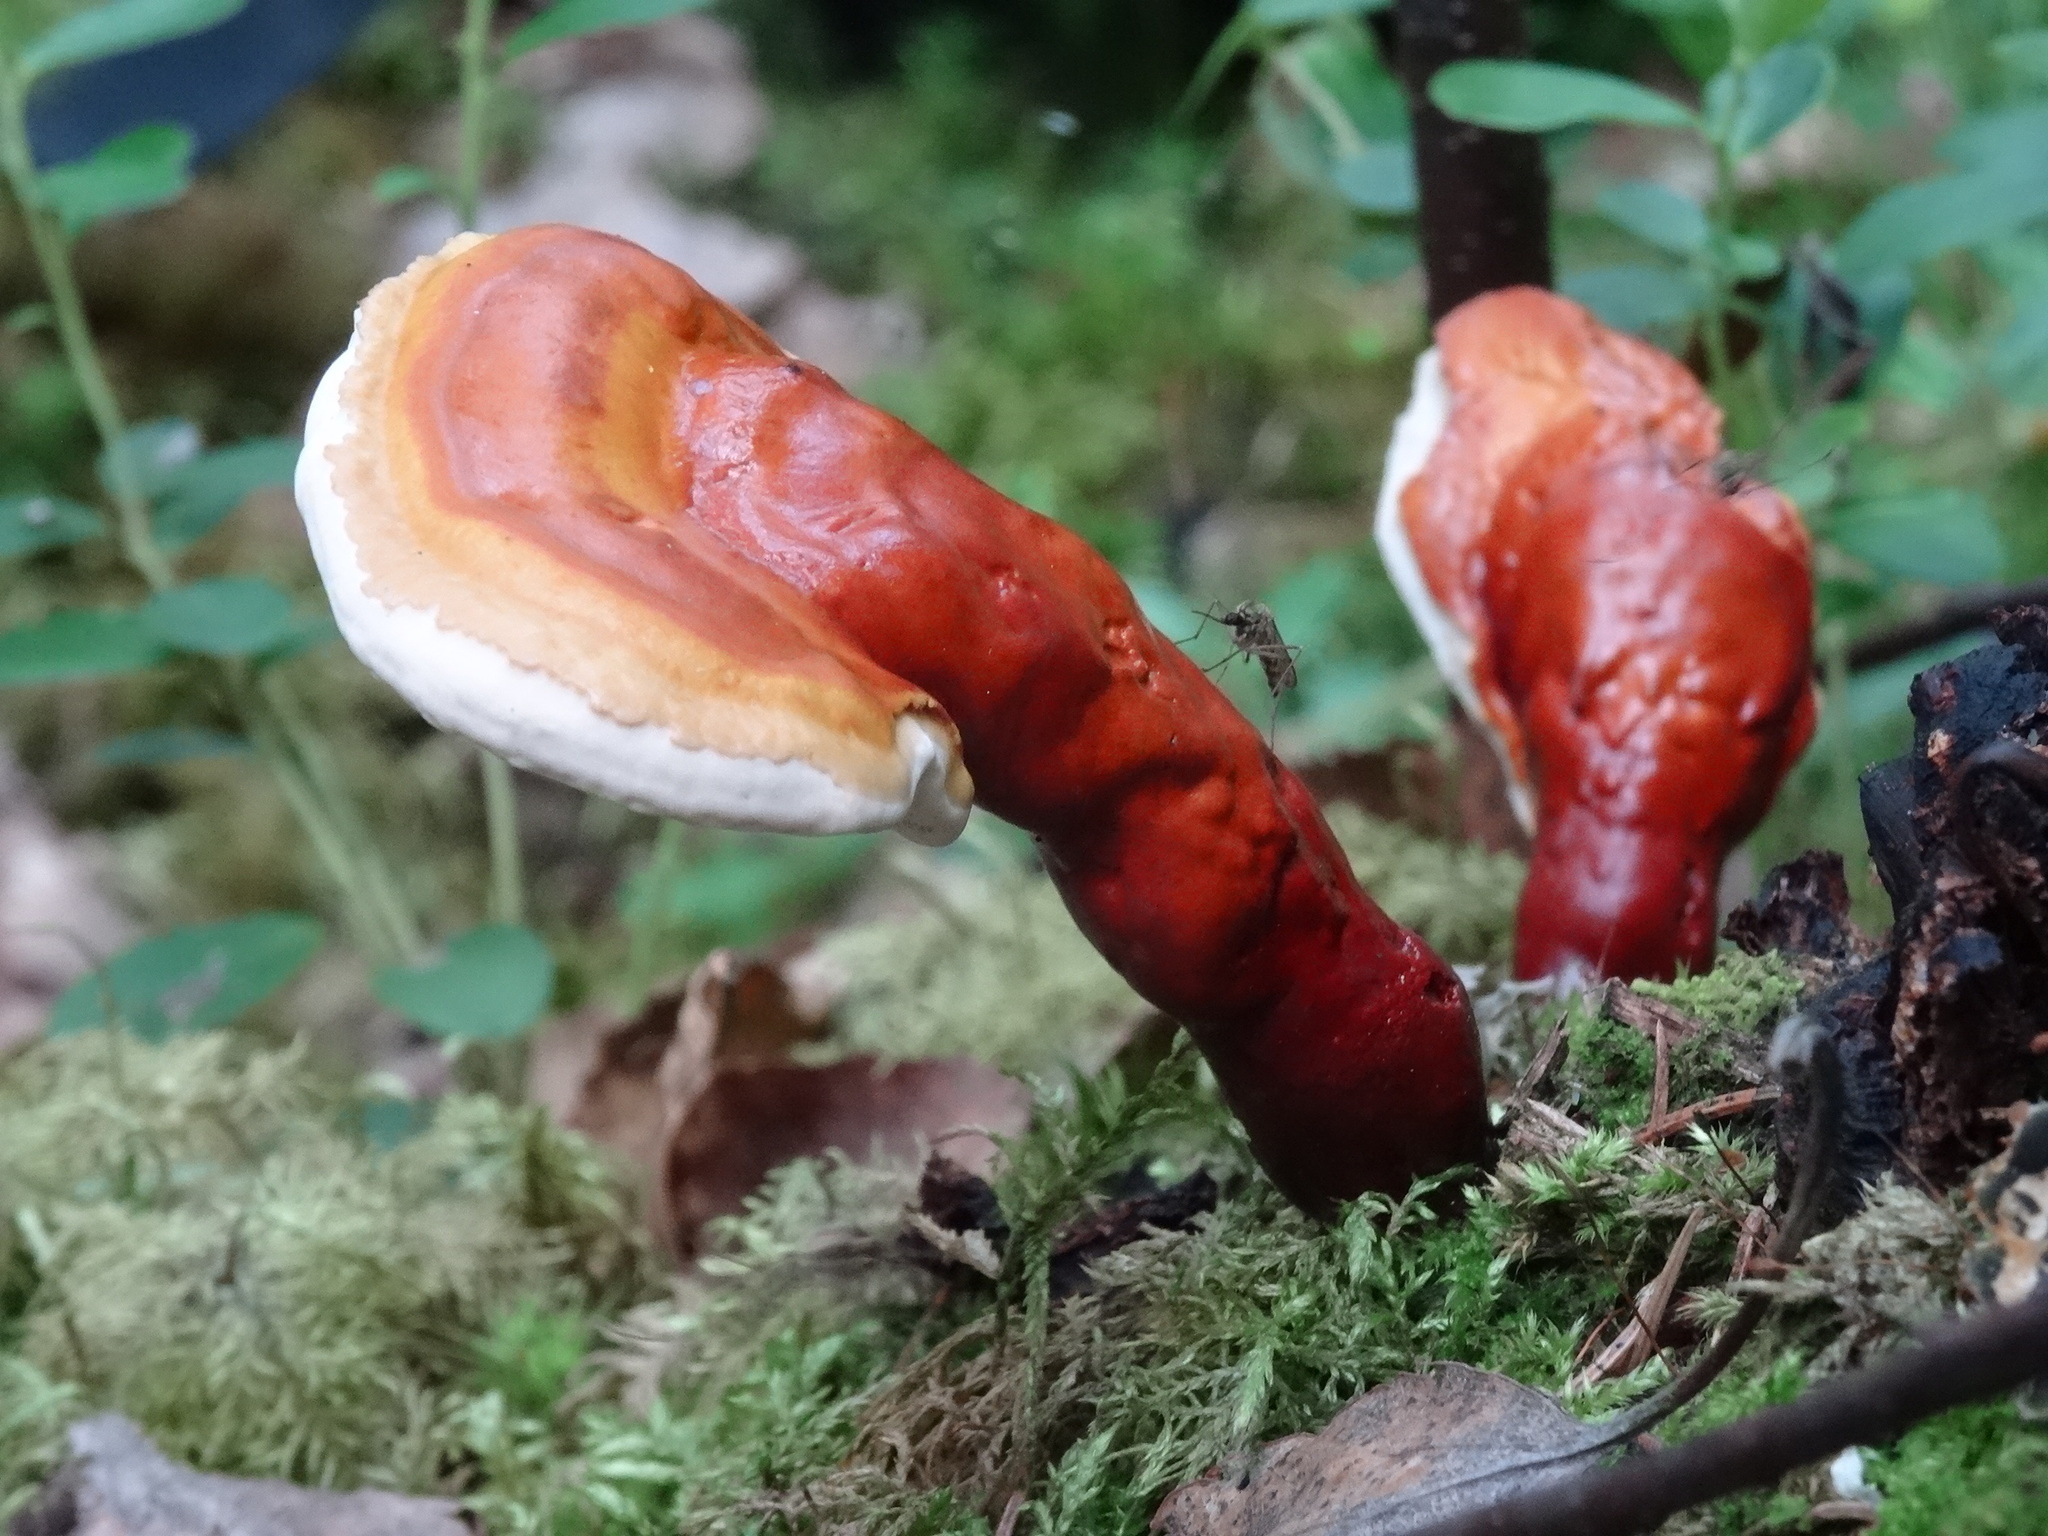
xmin=1560 ymin=264 xmax=1703 ymax=332
xmin=20 ymin=0 xmax=247 ymax=82
xmin=150 ymin=436 xmax=299 ymax=548
xmin=97 ymin=417 xmax=200 ymax=502
xmin=252 ymin=614 xmax=342 ymax=666
xmin=4 ymin=303 xmax=54 ymax=334
xmin=1595 ymin=180 xmax=1709 ymax=255
xmin=1941 ymin=103 xmax=2048 ymax=174
xmin=1721 ymin=41 xmax=1831 ymax=158
xmin=1834 ymin=159 xmax=2048 ymax=278
xmin=503 ymin=0 xmax=711 ymax=58
xmin=1989 ymin=298 xmax=2048 ymax=408
xmin=1829 ymin=489 xmax=2003 ymax=587
xmin=93 ymin=727 xmax=250 ymax=767
xmin=1428 ymin=61 xmax=1696 ymax=132
xmin=371 ymin=164 xmax=446 ymax=204
xmin=0 ymin=609 xmax=165 ymax=686
xmin=1330 ymin=142 xmax=1416 ymax=212
xmin=1994 ymin=28 xmax=2048 ymax=85
xmin=47 ymin=912 xmax=322 ymax=1041
xmin=373 ymin=924 xmax=556 ymax=1040
xmin=1280 ymin=22 xmax=1409 ymax=140
xmin=1726 ymin=0 xmax=1827 ymax=60
xmin=0 ymin=494 xmax=103 ymax=558
xmin=1714 ymin=232 xmax=1782 ymax=280
xmin=142 ymin=576 xmax=296 ymax=657
xmin=1343 ymin=231 xmax=1419 ymax=284
xmin=38 ymin=125 xmax=193 ymax=236
xmin=1251 ymin=0 xmax=1391 ymax=22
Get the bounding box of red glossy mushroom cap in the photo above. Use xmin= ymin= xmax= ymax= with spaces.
xmin=296 ymin=233 xmax=972 ymax=844
xmin=1375 ymin=288 xmax=1818 ymax=981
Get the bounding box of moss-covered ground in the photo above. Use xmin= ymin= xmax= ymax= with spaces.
xmin=0 ymin=812 xmax=2035 ymax=1535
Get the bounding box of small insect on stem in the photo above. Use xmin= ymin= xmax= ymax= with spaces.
xmin=1184 ymin=601 xmax=1302 ymax=739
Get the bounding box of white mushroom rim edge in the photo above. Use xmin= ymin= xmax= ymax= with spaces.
xmin=1371 ymin=347 xmax=1536 ymax=835
xmin=294 ymin=326 xmax=972 ymax=848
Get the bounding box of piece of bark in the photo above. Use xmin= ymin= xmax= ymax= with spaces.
xmin=1861 ymin=613 xmax=2048 ymax=1183
xmin=1600 ymin=984 xmax=1703 ymax=1046
xmin=8 ymin=1415 xmax=471 ymax=1536
xmin=1720 ymin=851 xmax=1874 ymax=967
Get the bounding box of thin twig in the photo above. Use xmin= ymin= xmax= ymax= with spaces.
xmin=1635 ymin=1088 xmax=1776 ymax=1146
xmin=1407 ymin=1292 xmax=2048 ymax=1536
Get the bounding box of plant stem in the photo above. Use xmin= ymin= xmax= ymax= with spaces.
xmin=255 ymin=670 xmax=425 ymax=959
xmin=625 ymin=819 xmax=684 ymax=993
xmin=0 ymin=57 xmax=423 ymax=965
xmin=482 ymin=751 xmax=524 ymax=924
xmin=454 ymin=0 xmax=497 ymax=229
xmin=449 ymin=0 xmax=530 ymax=930
xmin=0 ymin=68 xmax=171 ymax=593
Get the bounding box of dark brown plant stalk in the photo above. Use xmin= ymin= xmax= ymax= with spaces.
xmin=1390 ymin=0 xmax=1554 ymax=318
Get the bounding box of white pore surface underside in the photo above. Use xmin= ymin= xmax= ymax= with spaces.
xmin=295 ymin=325 xmax=969 ymax=846
xmin=1371 ymin=348 xmax=1535 ymax=833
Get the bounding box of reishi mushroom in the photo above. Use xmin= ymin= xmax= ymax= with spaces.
xmin=296 ymin=224 xmax=1489 ymax=1212
xmin=1375 ymin=286 xmax=1818 ymax=983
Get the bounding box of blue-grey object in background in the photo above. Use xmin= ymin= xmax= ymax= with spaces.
xmin=26 ymin=0 xmax=389 ymax=169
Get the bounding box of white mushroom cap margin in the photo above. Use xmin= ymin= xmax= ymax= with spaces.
xmin=295 ymin=325 xmax=972 ymax=847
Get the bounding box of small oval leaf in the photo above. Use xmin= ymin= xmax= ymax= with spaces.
xmin=20 ymin=0 xmax=248 ymax=81
xmin=48 ymin=913 xmax=323 ymax=1041
xmin=143 ymin=576 xmax=297 ymax=657
xmin=1560 ymin=264 xmax=1704 ymax=332
xmin=38 ymin=124 xmax=194 ymax=236
xmin=1252 ymin=0 xmax=1391 ymax=20
xmin=0 ymin=609 xmax=165 ymax=686
xmin=0 ymin=494 xmax=103 ymax=558
xmin=97 ymin=417 xmax=200 ymax=502
xmin=1994 ymin=28 xmax=2048 ymax=85
xmin=1595 ymin=180 xmax=1709 ymax=255
xmin=1428 ymin=61 xmax=1697 ymax=132
xmin=503 ymin=0 xmax=712 ymax=58
xmin=93 ymin=727 xmax=251 ymax=767
xmin=371 ymin=165 xmax=446 ymax=204
xmin=374 ymin=924 xmax=556 ymax=1040
xmin=1834 ymin=160 xmax=2048 ymax=278
xmin=151 ymin=436 xmax=300 ymax=548
xmin=1723 ymin=41 xmax=1832 ymax=158
xmin=1829 ymin=489 xmax=2004 ymax=587
xmin=1331 ymin=142 xmax=1417 ymax=212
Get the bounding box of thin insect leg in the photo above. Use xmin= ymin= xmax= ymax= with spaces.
xmin=1176 ymin=603 xmax=1229 ymax=647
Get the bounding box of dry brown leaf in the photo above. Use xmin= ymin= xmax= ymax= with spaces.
xmin=1151 ymin=1363 xmax=1602 ymax=1536
xmin=12 ymin=1415 xmax=472 ymax=1536
xmin=529 ymin=949 xmax=827 ymax=1174
xmin=659 ymin=1054 xmax=1030 ymax=1257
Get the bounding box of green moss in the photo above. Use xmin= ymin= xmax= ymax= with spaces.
xmin=1870 ymin=1401 xmax=2048 ymax=1536
xmin=0 ymin=1033 xmax=652 ymax=1493
xmin=1560 ymin=952 xmax=1807 ymax=1130
xmin=1323 ymin=803 xmax=1527 ymax=968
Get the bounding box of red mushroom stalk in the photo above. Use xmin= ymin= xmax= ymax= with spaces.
xmin=1375 ymin=287 xmax=1818 ymax=983
xmin=296 ymin=225 xmax=1489 ymax=1212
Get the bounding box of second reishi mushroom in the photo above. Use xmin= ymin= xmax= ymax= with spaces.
xmin=1376 ymin=286 xmax=1819 ymax=984
xmin=297 ymin=223 xmax=1492 ymax=1214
